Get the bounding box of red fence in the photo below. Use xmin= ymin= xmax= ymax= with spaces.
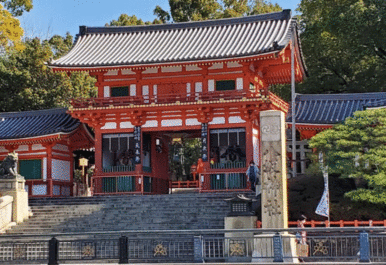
xmin=256 ymin=220 xmax=386 ymax=228
xmin=170 ymin=180 xmax=199 ymax=189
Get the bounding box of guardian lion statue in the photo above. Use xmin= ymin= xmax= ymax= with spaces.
xmin=0 ymin=152 xmax=18 ymax=179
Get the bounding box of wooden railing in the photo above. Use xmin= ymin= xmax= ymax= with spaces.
xmin=93 ymin=175 xmax=152 ymax=195
xmin=200 ymin=172 xmax=250 ymax=192
xmin=71 ymin=90 xmax=255 ymax=108
xmin=210 ymin=161 xmax=246 ymax=169
xmin=170 ymin=180 xmax=199 ymax=189
xmin=256 ymin=220 xmax=386 ymax=228
xmin=102 ymin=165 xmax=135 ymax=173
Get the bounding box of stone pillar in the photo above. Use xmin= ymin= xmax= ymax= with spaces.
xmin=260 ymin=110 xmax=288 ymax=229
xmin=0 ymin=178 xmax=30 ymax=224
xmin=252 ymin=110 xmax=297 ymax=263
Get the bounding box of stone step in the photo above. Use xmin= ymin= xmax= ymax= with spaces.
xmin=5 ymin=192 xmax=254 ymax=235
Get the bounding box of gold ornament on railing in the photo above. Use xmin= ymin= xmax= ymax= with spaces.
xmin=229 ymin=242 xmax=245 ymax=256
xmin=82 ymin=244 xmax=95 ymax=258
xmin=154 ymin=243 xmax=167 ymax=256
xmin=313 ymin=239 xmax=329 ymax=255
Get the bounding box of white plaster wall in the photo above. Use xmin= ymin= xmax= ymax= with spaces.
xmin=186 ymin=118 xmax=200 ymax=126
xmin=209 ymin=117 xmax=225 ymax=125
xmin=130 ymin=84 xmax=136 ymax=96
xmin=52 ymin=159 xmax=71 ymax=181
xmin=161 ymin=66 xmax=182 ymax=72
xmin=32 ymin=144 xmax=45 ymax=150
xmin=236 ymin=78 xmax=243 ymax=90
xmin=101 ymin=122 xmax=117 ymax=130
xmin=195 ymin=82 xmax=202 ymax=93
xmin=208 ymin=80 xmax=215 ymax=92
xmin=186 ymin=83 xmax=191 ymax=96
xmin=105 ymin=70 xmax=118 ymax=76
xmin=43 ymin=157 xmax=47 ymax=180
xmin=15 ymin=145 xmax=28 ymax=152
xmin=229 ymin=116 xmax=246 ymax=124
xmin=104 ymin=86 xmax=110 ymax=97
xmin=122 ymin=69 xmax=136 ymax=75
xmin=143 ymin=120 xmax=158 ymax=128
xmin=0 ymin=146 xmax=8 ymax=153
xmin=32 ymin=185 xmax=47 ymax=196
xmin=53 ymin=144 xmax=69 ymax=152
xmin=120 ymin=121 xmax=134 ymax=129
xmin=253 ymin=133 xmax=259 ymax=165
xmin=161 ymin=119 xmax=182 ymax=127
xmin=186 ymin=65 xmax=201 ymax=71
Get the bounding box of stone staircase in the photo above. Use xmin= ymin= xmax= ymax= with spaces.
xmin=5 ymin=192 xmax=253 ymax=235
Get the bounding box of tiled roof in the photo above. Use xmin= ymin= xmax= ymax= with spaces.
xmin=49 ymin=10 xmax=296 ymax=68
xmin=0 ymin=108 xmax=80 ymax=140
xmin=287 ymin=92 xmax=386 ymax=125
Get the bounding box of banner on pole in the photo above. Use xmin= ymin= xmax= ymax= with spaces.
xmin=315 ymin=189 xmax=329 ymax=217
xmin=316 ymin=152 xmax=330 ymax=218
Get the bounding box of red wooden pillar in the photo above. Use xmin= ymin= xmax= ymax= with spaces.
xmin=94 ymin=126 xmax=103 ymax=193
xmin=200 ymin=65 xmax=208 ymax=95
xmin=245 ymin=121 xmax=254 ymax=164
xmin=69 ymin=147 xmax=74 ymax=196
xmin=94 ymin=127 xmax=103 ymax=175
xmin=44 ymin=143 xmax=54 ymax=197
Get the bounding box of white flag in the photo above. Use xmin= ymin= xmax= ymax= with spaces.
xmin=316 ymin=152 xmax=330 ymax=218
xmin=315 ymin=189 xmax=329 ymax=217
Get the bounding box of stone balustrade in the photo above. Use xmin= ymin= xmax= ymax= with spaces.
xmin=0 ymin=195 xmax=15 ymax=233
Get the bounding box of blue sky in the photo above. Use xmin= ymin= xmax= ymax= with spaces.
xmin=19 ymin=0 xmax=300 ymax=39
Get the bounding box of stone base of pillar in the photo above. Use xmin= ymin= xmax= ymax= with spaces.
xmin=224 ymin=216 xmax=257 ymax=262
xmin=252 ymin=233 xmax=299 ymax=263
xmin=0 ymin=178 xmax=30 ymax=224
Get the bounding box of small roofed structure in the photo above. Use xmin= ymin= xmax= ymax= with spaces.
xmin=224 ymin=194 xmax=256 ymax=216
xmin=286 ymin=92 xmax=386 ymax=176
xmin=287 ymin=92 xmax=386 ymax=140
xmin=0 ymin=108 xmax=94 ymax=197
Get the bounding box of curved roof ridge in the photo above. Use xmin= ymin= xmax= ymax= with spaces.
xmin=296 ymin=92 xmax=386 ymax=101
xmin=0 ymin=108 xmax=81 ymax=140
xmin=0 ymin=108 xmax=67 ymax=118
xmin=81 ymin=10 xmax=291 ymax=35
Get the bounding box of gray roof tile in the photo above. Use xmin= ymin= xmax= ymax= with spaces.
xmin=287 ymin=92 xmax=386 ymax=124
xmin=49 ymin=10 xmax=296 ymax=68
xmin=0 ymin=108 xmax=80 ymax=140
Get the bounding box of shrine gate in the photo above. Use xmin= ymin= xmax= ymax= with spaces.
xmin=49 ymin=10 xmax=306 ymax=195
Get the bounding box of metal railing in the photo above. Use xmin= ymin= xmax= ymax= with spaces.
xmin=0 ymin=227 xmax=384 ymax=264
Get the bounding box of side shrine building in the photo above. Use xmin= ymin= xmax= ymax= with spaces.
xmin=0 ymin=109 xmax=94 ymax=197
xmin=49 ymin=10 xmax=306 ymax=195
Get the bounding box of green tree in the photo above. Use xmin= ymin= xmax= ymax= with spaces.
xmin=169 ymin=138 xmax=201 ymax=181
xmin=48 ymin=32 xmax=73 ymax=59
xmin=0 ymin=0 xmax=32 ymax=51
xmin=153 ymin=0 xmax=281 ymax=22
xmin=297 ymin=0 xmax=386 ymax=95
xmin=108 ymin=0 xmax=282 ymax=27
xmin=106 ymin=14 xmax=149 ymax=26
xmin=1 ymin=0 xmax=32 ymax=16
xmin=0 ymin=37 xmax=97 ymax=112
xmin=309 ymin=108 xmax=386 ymax=205
xmin=250 ymin=0 xmax=281 ymax=15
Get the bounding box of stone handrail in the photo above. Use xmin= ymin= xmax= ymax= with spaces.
xmin=0 ymin=195 xmax=15 ymax=233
